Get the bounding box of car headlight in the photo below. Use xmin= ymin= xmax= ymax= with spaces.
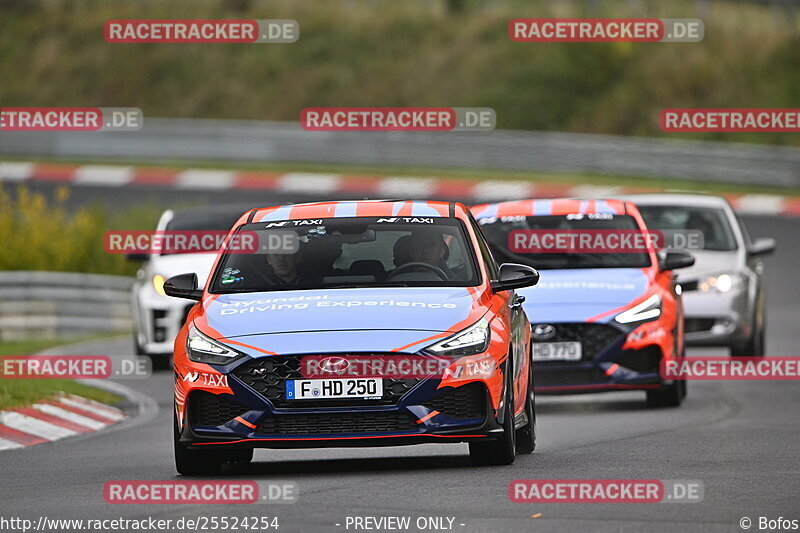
xmin=152 ymin=274 xmax=167 ymax=296
xmin=186 ymin=325 xmax=241 ymax=364
xmin=698 ymin=272 xmax=745 ymax=293
xmin=615 ymin=294 xmax=662 ymax=324
xmin=425 ymin=318 xmax=491 ymax=356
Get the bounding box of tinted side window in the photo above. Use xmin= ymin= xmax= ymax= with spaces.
xmin=468 ymin=213 xmax=500 ymax=279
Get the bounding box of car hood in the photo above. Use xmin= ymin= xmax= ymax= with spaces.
xmin=518 ymin=268 xmax=650 ymax=323
xmin=671 ymin=250 xmax=742 ymax=282
xmin=198 ymin=287 xmax=485 ymax=341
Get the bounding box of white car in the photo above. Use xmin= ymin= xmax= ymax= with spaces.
xmin=129 ymin=204 xmax=256 ymax=367
xmin=625 ymin=193 xmax=776 ymax=357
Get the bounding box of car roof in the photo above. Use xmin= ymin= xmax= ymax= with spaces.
xmin=245 ymin=199 xmax=464 ymax=223
xmin=616 ymin=193 xmax=732 ymax=209
xmin=471 ymin=198 xmax=631 ymax=218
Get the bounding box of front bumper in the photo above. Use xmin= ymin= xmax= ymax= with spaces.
xmin=176 ymin=355 xmax=503 ymax=449
xmin=532 ymin=321 xmax=674 ymax=394
xmin=132 ymin=284 xmax=195 ymax=355
xmin=681 ymin=287 xmax=752 ymax=347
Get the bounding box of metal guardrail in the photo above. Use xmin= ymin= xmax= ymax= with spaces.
xmin=1 ymin=118 xmax=799 ymax=188
xmin=0 ymin=271 xmax=133 ymax=341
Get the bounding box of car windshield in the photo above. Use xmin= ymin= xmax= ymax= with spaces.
xmin=210 ymin=217 xmax=480 ymax=292
xmin=478 ymin=214 xmax=651 ymax=270
xmin=636 ymin=205 xmax=737 ymax=251
xmin=162 ymin=206 xmax=251 ymax=256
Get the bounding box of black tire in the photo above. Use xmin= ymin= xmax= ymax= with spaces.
xmin=515 ymin=359 xmax=536 ymax=454
xmin=730 ymin=323 xmax=765 ymax=357
xmin=469 ymin=367 xmax=516 ymax=466
xmin=134 ymin=335 xmax=172 ymax=371
xmin=148 ymin=353 xmax=172 ymax=371
xmin=646 ymin=381 xmax=683 ymax=408
xmin=133 ymin=335 xmax=145 ymax=356
xmin=174 ymin=412 xmax=223 ymax=476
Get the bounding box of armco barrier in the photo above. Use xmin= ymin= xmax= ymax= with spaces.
xmin=1 ymin=118 xmax=799 ymax=187
xmin=0 ymin=271 xmax=133 ymax=341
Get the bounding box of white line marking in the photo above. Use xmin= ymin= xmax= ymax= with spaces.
xmin=0 ymin=411 xmax=77 ymax=441
xmin=73 ymin=165 xmax=134 ymax=186
xmin=734 ymin=194 xmax=785 ymax=215
xmin=0 ymin=437 xmax=24 ymax=451
xmin=60 ymin=396 xmax=125 ymax=422
xmin=176 ymin=169 xmax=236 ymax=190
xmin=568 ymin=185 xmax=624 ymax=198
xmin=471 ymin=180 xmax=535 ymax=200
xmin=0 ymin=162 xmax=34 ymax=182
xmin=378 ymin=177 xmax=436 ymax=198
xmin=277 ymin=173 xmax=341 ymax=194
xmin=33 ymin=404 xmax=106 ymax=430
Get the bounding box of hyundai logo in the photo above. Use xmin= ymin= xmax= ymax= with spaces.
xmin=532 ymin=324 xmax=557 ymax=341
xmin=319 ymin=356 xmax=350 ymax=374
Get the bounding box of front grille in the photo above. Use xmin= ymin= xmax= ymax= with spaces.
xmin=685 ymin=318 xmax=715 ymax=333
xmin=614 ymin=346 xmax=663 ymax=374
xmin=190 ymin=390 xmax=250 ymax=427
xmin=532 ymin=323 xmax=623 ymax=361
xmin=233 ymin=355 xmax=421 ymax=407
xmin=423 ymin=383 xmax=486 ymax=419
xmin=534 ymin=367 xmax=607 ymax=387
xmin=256 ymin=410 xmax=418 ymax=435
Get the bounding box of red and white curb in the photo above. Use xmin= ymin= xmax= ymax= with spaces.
xmin=0 ymin=393 xmax=125 ymax=451
xmin=2 ymin=161 xmax=799 ymax=217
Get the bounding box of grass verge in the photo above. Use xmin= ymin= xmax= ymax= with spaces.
xmin=0 ymin=336 xmax=124 ymax=410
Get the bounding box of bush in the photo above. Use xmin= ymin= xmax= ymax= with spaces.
xmin=0 ymin=186 xmax=158 ymax=275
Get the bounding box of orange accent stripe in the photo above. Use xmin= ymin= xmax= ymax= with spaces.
xmin=234 ymin=416 xmax=257 ymax=429
xmin=416 ymin=410 xmax=440 ymax=424
xmin=223 ymin=339 xmax=277 ymax=356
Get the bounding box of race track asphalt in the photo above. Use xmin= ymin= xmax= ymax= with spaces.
xmin=1 ymin=183 xmax=798 ymax=533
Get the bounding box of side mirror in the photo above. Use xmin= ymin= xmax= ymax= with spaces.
xmin=659 ymin=251 xmax=695 ymax=271
xmin=491 ymin=263 xmax=539 ymax=292
xmin=126 ymin=253 xmax=149 ymax=262
xmin=748 ymin=238 xmax=776 ymax=257
xmin=163 ymin=273 xmax=203 ymax=301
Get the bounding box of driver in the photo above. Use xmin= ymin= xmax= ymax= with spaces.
xmin=396 ymin=229 xmax=455 ymax=279
xmin=265 ymin=249 xmax=305 ymax=287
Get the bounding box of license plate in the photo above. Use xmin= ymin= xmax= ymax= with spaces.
xmin=285 ymin=378 xmax=383 ymax=400
xmin=533 ymin=342 xmax=582 ymax=361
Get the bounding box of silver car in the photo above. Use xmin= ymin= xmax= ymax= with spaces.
xmin=625 ymin=194 xmax=775 ymax=357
